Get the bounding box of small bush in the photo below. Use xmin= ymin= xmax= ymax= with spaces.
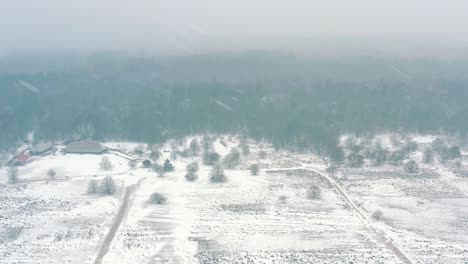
xmin=185 ymin=171 xmax=198 ymax=181
xmin=423 ymin=149 xmax=434 ymax=164
xmin=7 ymin=166 xmax=19 ymax=184
xmin=185 ymin=161 xmax=199 ymax=181
xmin=128 ymin=160 xmax=137 ymax=169
xmin=223 ymin=148 xmax=241 ymax=169
xmin=142 ymin=159 xmax=152 ymax=168
xmin=203 ymin=151 xmax=221 ymax=166
xmin=404 ymin=160 xmax=419 ymax=173
xmin=152 ymin=163 xmax=165 ymax=177
xmin=163 ymin=159 xmax=175 ymax=172
xmin=99 ymin=157 xmax=113 ymax=171
xmin=307 ymin=185 xmax=321 ymax=200
xmin=278 ymin=195 xmax=288 ymax=204
xmin=87 ymin=180 xmax=99 ymax=194
xmin=47 ymin=169 xmax=56 ymax=180
xmin=249 ymin=164 xmax=260 ymax=175
xmin=258 ymin=150 xmax=267 ymax=159
xmin=100 ymin=176 xmax=117 ymax=195
xmin=150 ymin=193 xmax=167 ymax=204
xmin=346 ymin=153 xmax=364 ymax=168
xmin=210 ymin=163 xmax=226 ymax=183
xmin=371 ymin=210 xmax=384 ymax=221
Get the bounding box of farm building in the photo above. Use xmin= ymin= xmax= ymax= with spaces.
xmin=65 ymin=141 xmax=105 ymax=154
xmin=30 ymin=142 xmax=53 ymax=156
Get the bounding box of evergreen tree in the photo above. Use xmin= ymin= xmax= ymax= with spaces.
xmin=163 ymin=159 xmax=175 ymax=172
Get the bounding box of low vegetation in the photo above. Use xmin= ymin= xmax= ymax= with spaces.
xmin=185 ymin=161 xmax=199 ymax=181
xmin=7 ymin=166 xmax=19 ymax=184
xmin=307 ymin=185 xmax=321 ymax=200
xmin=210 ymin=163 xmax=226 ymax=183
xmin=150 ymin=193 xmax=167 ymax=204
xmin=99 ymin=157 xmax=113 ymax=171
xmin=249 ymin=164 xmax=260 ymax=175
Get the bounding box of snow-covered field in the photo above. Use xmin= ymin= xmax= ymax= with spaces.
xmin=1 ymin=134 xmax=467 ymax=263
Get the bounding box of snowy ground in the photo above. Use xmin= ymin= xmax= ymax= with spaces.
xmin=1 ymin=135 xmax=467 ymax=263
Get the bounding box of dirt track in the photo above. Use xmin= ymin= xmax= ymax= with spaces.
xmin=93 ymin=179 xmax=142 ymax=264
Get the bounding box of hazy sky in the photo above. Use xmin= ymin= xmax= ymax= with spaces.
xmin=2 ymin=0 xmax=468 ymax=56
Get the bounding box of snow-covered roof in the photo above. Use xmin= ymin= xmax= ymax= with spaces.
xmin=65 ymin=141 xmax=105 ymax=154
xmin=31 ymin=142 xmax=53 ymax=153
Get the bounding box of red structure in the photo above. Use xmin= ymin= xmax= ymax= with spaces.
xmin=13 ymin=152 xmax=31 ymax=166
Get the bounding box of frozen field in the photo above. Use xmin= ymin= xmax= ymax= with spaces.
xmin=1 ymin=135 xmax=467 ymax=263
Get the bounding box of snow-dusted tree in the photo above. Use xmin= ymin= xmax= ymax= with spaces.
xmin=149 ymin=149 xmax=161 ymax=161
xmin=203 ymin=151 xmax=221 ymax=166
xmin=432 ymin=138 xmax=447 ymax=154
xmin=189 ymin=138 xmax=201 ymax=156
xmin=47 ymin=168 xmax=56 ymax=180
xmin=201 ymin=135 xmax=214 ymax=153
xmin=128 ymin=160 xmax=137 ymax=169
xmin=7 ymin=166 xmax=19 ymax=184
xmin=447 ymin=146 xmax=462 ymax=160
xmin=404 ymin=160 xmax=419 ymax=173
xmin=142 ymin=159 xmax=152 ymax=168
xmin=346 ymin=153 xmax=364 ymax=168
xmin=403 ymin=141 xmax=418 ymax=156
xmin=239 ymin=136 xmax=250 ymax=155
xmin=423 ymin=149 xmax=434 ymax=164
xmin=306 ymin=185 xmax=321 ymax=200
xmin=152 ymin=163 xmax=165 ymax=177
xmin=371 ymin=210 xmax=384 ymax=221
xmin=150 ymin=193 xmax=167 ymax=204
xmin=388 ymin=150 xmax=405 ymax=166
xmin=163 ymin=159 xmax=175 ymax=172
xmin=100 ymin=176 xmax=117 ymax=195
xmin=99 ymin=157 xmax=113 ymax=171
xmin=368 ymin=145 xmax=388 ymax=166
xmin=185 ymin=161 xmax=199 ymax=181
xmin=87 ymin=179 xmax=99 ymax=194
xmin=223 ymin=148 xmax=240 ymax=169
xmin=249 ymin=164 xmax=260 ymax=175
xmin=278 ymin=195 xmax=288 ymax=204
xmin=210 ymin=163 xmax=226 ymax=183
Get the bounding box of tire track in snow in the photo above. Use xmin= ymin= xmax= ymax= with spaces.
xmin=93 ymin=178 xmax=144 ymax=264
xmin=266 ymin=167 xmax=413 ymax=264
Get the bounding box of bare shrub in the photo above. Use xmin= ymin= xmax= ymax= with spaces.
xmin=249 ymin=164 xmax=260 ymax=175
xmin=371 ymin=210 xmax=384 ymax=221
xmin=152 ymin=163 xmax=165 ymax=177
xmin=404 ymin=160 xmax=419 ymax=173
xmin=47 ymin=169 xmax=56 ymax=180
xmin=307 ymin=185 xmax=321 ymax=200
xmin=223 ymin=148 xmax=240 ymax=169
xmin=99 ymin=157 xmax=113 ymax=171
xmin=100 ymin=176 xmax=117 ymax=195
xmin=87 ymin=180 xmax=99 ymax=194
xmin=150 ymin=193 xmax=167 ymax=204
xmin=7 ymin=166 xmax=19 ymax=184
xmin=210 ymin=163 xmax=226 ymax=183
xmin=278 ymin=195 xmax=288 ymax=204
xmin=185 ymin=161 xmax=199 ymax=181
xmin=128 ymin=160 xmax=137 ymax=169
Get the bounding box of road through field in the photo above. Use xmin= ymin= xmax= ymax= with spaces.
xmin=266 ymin=167 xmax=413 ymax=264
xmin=93 ymin=178 xmax=144 ymax=264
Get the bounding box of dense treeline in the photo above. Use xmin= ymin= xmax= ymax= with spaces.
xmin=1 ymin=53 xmax=468 ymax=157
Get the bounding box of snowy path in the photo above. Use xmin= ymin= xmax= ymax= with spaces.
xmin=267 ymin=167 xmax=413 ymax=264
xmin=93 ymin=178 xmax=143 ymax=264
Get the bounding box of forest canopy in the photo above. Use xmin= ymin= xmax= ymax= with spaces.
xmin=1 ymin=53 xmax=468 ymax=156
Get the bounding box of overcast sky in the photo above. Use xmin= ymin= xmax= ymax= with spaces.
xmin=2 ymin=0 xmax=468 ymax=56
